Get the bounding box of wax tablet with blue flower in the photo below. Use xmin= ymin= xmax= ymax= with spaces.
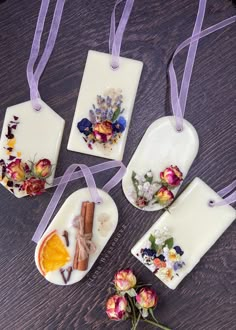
xmin=131 ymin=178 xmax=236 ymax=289
xmin=67 ymin=1 xmax=143 ymax=160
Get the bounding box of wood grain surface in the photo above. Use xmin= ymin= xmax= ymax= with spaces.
xmin=0 ymin=0 xmax=235 ymax=329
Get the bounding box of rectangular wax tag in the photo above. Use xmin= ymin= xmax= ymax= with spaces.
xmin=67 ymin=50 xmax=143 ymax=160
xmin=131 ymin=178 xmax=236 ymax=289
xmin=0 ymin=100 xmax=65 ymax=198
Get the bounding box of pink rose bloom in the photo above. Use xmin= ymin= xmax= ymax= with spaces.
xmin=94 ymin=121 xmax=113 ymax=142
xmin=7 ymin=159 xmax=26 ymax=182
xmin=33 ymin=159 xmax=52 ymax=178
xmin=155 ymin=187 xmax=174 ymax=206
xmin=106 ymin=295 xmax=128 ymax=321
xmin=136 ymin=287 xmax=158 ymax=309
xmin=114 ymin=269 xmax=137 ymax=291
xmin=160 ymin=165 xmax=183 ymax=188
xmin=22 ymin=177 xmax=46 ymax=196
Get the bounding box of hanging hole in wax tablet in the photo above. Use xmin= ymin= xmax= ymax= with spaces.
xmin=33 ymin=103 xmax=42 ymax=111
xmin=176 ymin=126 xmax=184 ymax=133
xmin=111 ymin=64 xmax=119 ymax=71
xmin=208 ymin=200 xmax=215 ymax=207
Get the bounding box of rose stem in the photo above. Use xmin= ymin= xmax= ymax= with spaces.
xmin=127 ymin=296 xmax=137 ymax=326
xmin=142 ymin=319 xmax=171 ymax=330
xmin=62 ymin=230 xmax=69 ymax=247
xmin=59 ymin=269 xmax=67 ymax=284
xmin=132 ymin=312 xmax=141 ymax=330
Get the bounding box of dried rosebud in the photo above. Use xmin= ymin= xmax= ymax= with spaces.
xmin=33 ymin=159 xmax=52 ymax=178
xmin=94 ymin=121 xmax=113 ymax=142
xmin=106 ymin=295 xmax=128 ymax=321
xmin=136 ymin=287 xmax=158 ymax=309
xmin=136 ymin=196 xmax=148 ymax=208
xmin=22 ymin=177 xmax=46 ymax=196
xmin=160 ymin=165 xmax=183 ymax=188
xmin=155 ymin=187 xmax=174 ymax=206
xmin=6 ymin=159 xmax=26 ymax=182
xmin=114 ymin=269 xmax=137 ymax=292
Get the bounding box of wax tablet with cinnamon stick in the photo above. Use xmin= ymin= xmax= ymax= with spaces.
xmin=35 ymin=188 xmax=118 ymax=285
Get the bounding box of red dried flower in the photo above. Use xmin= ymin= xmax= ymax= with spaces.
xmin=22 ymin=177 xmax=46 ymax=196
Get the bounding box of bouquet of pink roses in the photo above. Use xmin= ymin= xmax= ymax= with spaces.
xmin=106 ymin=269 xmax=171 ymax=330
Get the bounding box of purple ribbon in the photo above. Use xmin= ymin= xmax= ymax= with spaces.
xmin=169 ymin=0 xmax=236 ymax=131
xmin=27 ymin=0 xmax=66 ymax=111
xmin=109 ymin=0 xmax=134 ymax=69
xmin=32 ymin=161 xmax=126 ymax=243
xmin=211 ymin=180 xmax=236 ymax=207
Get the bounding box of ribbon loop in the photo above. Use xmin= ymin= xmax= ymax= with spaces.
xmin=32 ymin=161 xmax=126 ymax=243
xmin=211 ymin=180 xmax=236 ymax=207
xmin=32 ymin=164 xmax=102 ymax=243
xmin=169 ymin=0 xmax=236 ymax=131
xmin=109 ymin=0 xmax=135 ymax=69
xmin=27 ymin=0 xmax=66 ymax=110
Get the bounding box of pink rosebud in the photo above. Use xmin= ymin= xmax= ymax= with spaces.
xmin=6 ymin=159 xmax=26 ymax=182
xmin=160 ymin=165 xmax=183 ymax=188
xmin=22 ymin=177 xmax=46 ymax=196
xmin=33 ymin=159 xmax=52 ymax=178
xmin=114 ymin=269 xmax=137 ymax=291
xmin=136 ymin=287 xmax=158 ymax=309
xmin=106 ymin=295 xmax=128 ymax=321
xmin=94 ymin=121 xmax=113 ymax=142
xmin=155 ymin=187 xmax=174 ymax=206
xmin=136 ymin=196 xmax=148 ymax=208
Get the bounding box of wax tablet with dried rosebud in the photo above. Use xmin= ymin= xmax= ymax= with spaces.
xmin=67 ymin=50 xmax=143 ymax=161
xmin=0 ymin=100 xmax=64 ymax=198
xmin=35 ymin=188 xmax=118 ymax=285
xmin=131 ymin=178 xmax=235 ymax=289
xmin=122 ymin=116 xmax=199 ymax=211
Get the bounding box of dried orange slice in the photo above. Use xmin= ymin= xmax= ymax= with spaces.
xmin=38 ymin=230 xmax=70 ymax=276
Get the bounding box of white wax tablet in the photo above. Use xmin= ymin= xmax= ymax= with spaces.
xmin=35 ymin=188 xmax=118 ymax=285
xmin=67 ymin=50 xmax=143 ymax=161
xmin=131 ymin=178 xmax=235 ymax=289
xmin=122 ymin=116 xmax=199 ymax=211
xmin=0 ymin=100 xmax=65 ymax=198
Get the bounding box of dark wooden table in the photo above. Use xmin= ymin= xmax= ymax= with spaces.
xmin=0 ymin=0 xmax=235 ymax=329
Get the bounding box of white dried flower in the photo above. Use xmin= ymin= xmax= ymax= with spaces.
xmin=146 ymin=171 xmax=153 ymax=178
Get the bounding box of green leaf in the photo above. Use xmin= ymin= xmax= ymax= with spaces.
xmin=132 ymin=171 xmax=139 ymax=196
xmin=164 ymin=237 xmax=174 ymax=249
xmin=149 ymin=234 xmax=159 ymax=251
xmin=127 ymin=288 xmax=137 ymax=297
xmin=112 ymin=107 xmax=121 ymax=122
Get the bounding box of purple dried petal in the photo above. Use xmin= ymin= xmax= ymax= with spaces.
xmin=5 ymin=126 xmax=14 ymax=139
xmin=7 ymin=181 xmax=13 ymax=187
xmin=0 ymin=159 xmax=6 ymax=166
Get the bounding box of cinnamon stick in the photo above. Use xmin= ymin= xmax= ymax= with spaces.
xmin=77 ymin=202 xmax=95 ymax=271
xmin=73 ymin=201 xmax=88 ymax=269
